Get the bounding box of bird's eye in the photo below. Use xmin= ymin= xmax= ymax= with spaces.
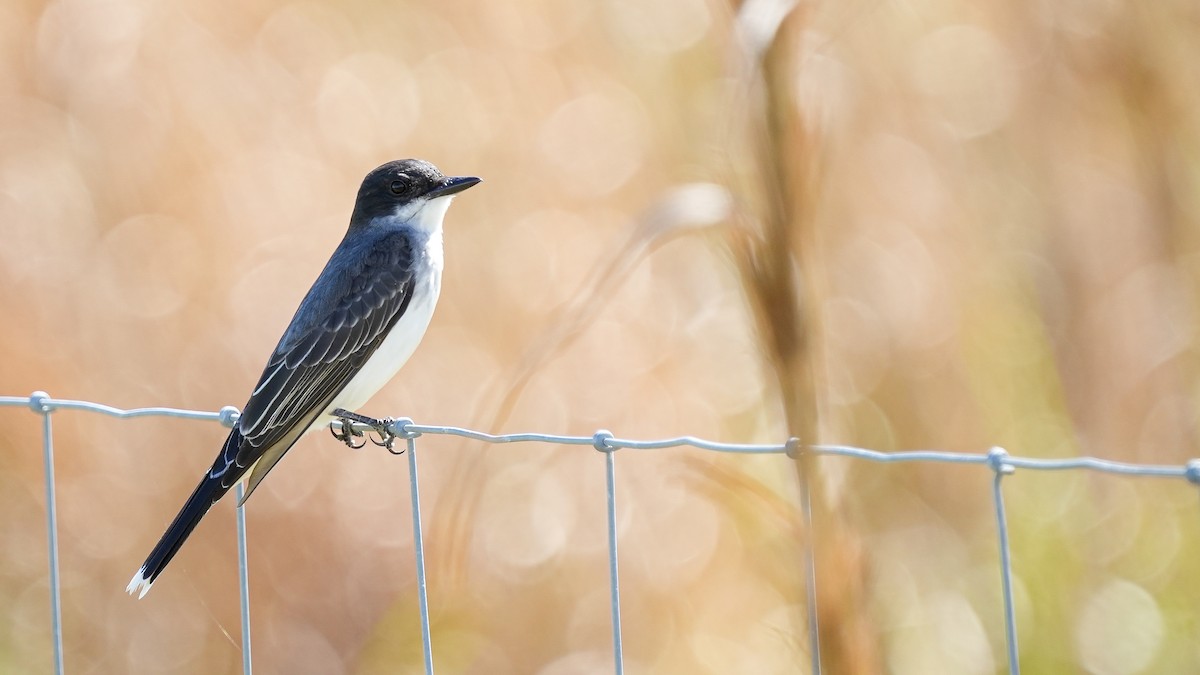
xmin=389 ymin=175 xmax=411 ymax=195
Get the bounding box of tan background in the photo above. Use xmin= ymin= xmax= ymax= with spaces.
xmin=2 ymin=0 xmax=1199 ymax=673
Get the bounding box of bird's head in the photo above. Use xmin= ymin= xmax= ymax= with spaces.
xmin=351 ymin=159 xmax=480 ymax=233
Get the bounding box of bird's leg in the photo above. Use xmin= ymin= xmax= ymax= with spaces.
xmin=330 ymin=409 xmax=368 ymax=449
xmin=368 ymin=419 xmax=400 ymax=454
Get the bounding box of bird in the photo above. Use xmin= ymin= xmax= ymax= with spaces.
xmin=126 ymin=159 xmax=480 ymax=598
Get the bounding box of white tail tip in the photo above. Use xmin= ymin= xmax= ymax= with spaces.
xmin=126 ymin=568 xmax=153 ymax=599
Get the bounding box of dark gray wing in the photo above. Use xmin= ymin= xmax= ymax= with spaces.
xmin=209 ymin=230 xmax=418 ymax=490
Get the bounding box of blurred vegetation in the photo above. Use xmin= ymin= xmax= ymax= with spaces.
xmin=1 ymin=0 xmax=1199 ymax=673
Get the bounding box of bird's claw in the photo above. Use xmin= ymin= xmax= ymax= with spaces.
xmin=330 ymin=413 xmax=367 ymax=449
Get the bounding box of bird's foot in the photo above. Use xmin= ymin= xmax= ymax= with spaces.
xmin=330 ymin=408 xmax=403 ymax=454
xmin=330 ymin=409 xmax=368 ymax=448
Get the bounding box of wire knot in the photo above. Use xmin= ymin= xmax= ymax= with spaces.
xmin=1185 ymin=459 xmax=1200 ymax=486
xmin=593 ymin=429 xmax=616 ymax=453
xmin=218 ymin=406 xmax=241 ymax=429
xmin=330 ymin=408 xmax=404 ymax=454
xmin=28 ymin=391 xmax=51 ymax=414
xmin=388 ymin=417 xmax=419 ymax=441
xmin=987 ymin=446 xmax=1014 ymax=475
xmin=784 ymin=437 xmax=802 ymax=459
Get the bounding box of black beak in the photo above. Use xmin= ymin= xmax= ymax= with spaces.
xmin=426 ymin=175 xmax=481 ymax=199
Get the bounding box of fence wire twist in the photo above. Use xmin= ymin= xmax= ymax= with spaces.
xmin=4 ymin=392 xmax=1200 ymax=675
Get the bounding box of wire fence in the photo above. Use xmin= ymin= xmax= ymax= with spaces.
xmin=3 ymin=392 xmax=1199 ymax=675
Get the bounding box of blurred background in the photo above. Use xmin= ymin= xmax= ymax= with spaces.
xmin=2 ymin=0 xmax=1199 ymax=672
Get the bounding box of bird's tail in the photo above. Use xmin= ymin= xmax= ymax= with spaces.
xmin=126 ymin=430 xmax=241 ymax=599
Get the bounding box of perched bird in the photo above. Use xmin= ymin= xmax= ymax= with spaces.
xmin=127 ymin=159 xmax=480 ymax=598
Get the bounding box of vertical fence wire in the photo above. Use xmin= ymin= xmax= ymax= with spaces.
xmin=32 ymin=393 xmax=65 ymax=675
xmin=403 ymin=431 xmax=435 ymax=675
xmin=789 ymin=440 xmax=822 ymax=675
xmin=235 ymin=484 xmax=253 ymax=675
xmin=988 ymin=448 xmax=1020 ymax=675
xmin=594 ymin=431 xmax=625 ymax=675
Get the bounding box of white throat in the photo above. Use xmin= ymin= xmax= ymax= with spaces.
xmin=392 ymin=194 xmax=455 ymax=234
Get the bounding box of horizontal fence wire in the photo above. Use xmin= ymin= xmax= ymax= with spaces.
xmin=3 ymin=393 xmax=1200 ymax=675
